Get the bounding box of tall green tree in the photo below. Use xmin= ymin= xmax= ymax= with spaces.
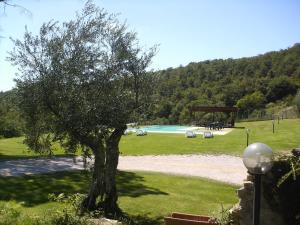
xmin=0 ymin=90 xmax=24 ymax=138
xmin=266 ymin=76 xmax=298 ymax=102
xmin=236 ymin=91 xmax=266 ymax=113
xmin=8 ymin=2 xmax=156 ymax=217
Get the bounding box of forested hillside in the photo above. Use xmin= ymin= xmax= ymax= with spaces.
xmin=151 ymin=43 xmax=300 ymax=124
xmin=1 ymin=44 xmax=300 ymax=135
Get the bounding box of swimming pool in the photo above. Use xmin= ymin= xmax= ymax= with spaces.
xmin=125 ymin=124 xmax=231 ymax=135
xmin=140 ymin=125 xmax=197 ymax=133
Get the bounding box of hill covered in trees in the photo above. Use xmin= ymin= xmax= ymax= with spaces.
xmin=151 ymin=43 xmax=300 ymax=124
xmin=1 ymin=44 xmax=300 ymax=137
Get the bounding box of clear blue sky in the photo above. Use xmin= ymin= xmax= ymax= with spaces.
xmin=1 ymin=0 xmax=300 ymax=91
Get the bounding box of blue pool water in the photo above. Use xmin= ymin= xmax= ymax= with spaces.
xmin=141 ymin=125 xmax=193 ymax=133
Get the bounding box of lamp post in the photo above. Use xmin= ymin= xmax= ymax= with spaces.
xmin=242 ymin=143 xmax=273 ymax=225
xmin=246 ymin=128 xmax=250 ymax=147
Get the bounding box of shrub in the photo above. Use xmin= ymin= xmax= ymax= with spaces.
xmin=0 ymin=197 xmax=92 ymax=225
xmin=293 ymin=89 xmax=300 ymax=113
xmin=262 ymin=154 xmax=300 ymax=225
xmin=0 ymin=202 xmax=21 ymax=225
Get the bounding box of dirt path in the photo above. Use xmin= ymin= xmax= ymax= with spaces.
xmin=0 ymin=154 xmax=247 ymax=185
xmin=118 ymin=155 xmax=246 ymax=185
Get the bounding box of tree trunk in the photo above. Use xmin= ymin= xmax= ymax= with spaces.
xmin=81 ymin=146 xmax=105 ymax=211
xmin=80 ymin=126 xmax=126 ymax=217
xmin=103 ymin=125 xmax=127 ymax=218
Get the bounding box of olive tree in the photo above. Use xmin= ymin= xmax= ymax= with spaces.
xmin=8 ymin=2 xmax=156 ymax=217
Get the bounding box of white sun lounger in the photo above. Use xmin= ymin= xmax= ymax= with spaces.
xmin=203 ymin=131 xmax=214 ymax=138
xmin=136 ymin=129 xmax=147 ymax=136
xmin=185 ymin=130 xmax=196 ymax=138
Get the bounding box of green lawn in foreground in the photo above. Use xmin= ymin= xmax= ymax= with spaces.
xmin=0 ymin=119 xmax=299 ymax=159
xmin=120 ymin=118 xmax=300 ymax=155
xmin=0 ymin=171 xmax=238 ymax=224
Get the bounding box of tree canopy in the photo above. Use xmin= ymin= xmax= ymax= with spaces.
xmin=8 ymin=1 xmax=156 ymax=217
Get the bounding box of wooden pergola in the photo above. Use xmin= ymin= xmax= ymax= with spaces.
xmin=189 ymin=106 xmax=239 ymax=127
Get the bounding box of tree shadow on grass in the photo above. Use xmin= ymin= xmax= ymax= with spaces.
xmin=0 ymin=170 xmax=167 ymax=207
xmin=233 ymin=126 xmax=245 ymax=129
xmin=117 ymin=170 xmax=168 ymax=197
xmin=0 ymin=153 xmax=77 ymax=161
xmin=0 ymin=152 xmax=38 ymax=161
xmin=0 ymin=170 xmax=90 ymax=207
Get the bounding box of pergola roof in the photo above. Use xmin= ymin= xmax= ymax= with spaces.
xmin=189 ymin=106 xmax=238 ymax=113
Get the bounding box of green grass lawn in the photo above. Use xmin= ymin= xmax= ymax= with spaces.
xmin=120 ymin=118 xmax=300 ymax=155
xmin=0 ymin=119 xmax=299 ymax=159
xmin=0 ymin=137 xmax=73 ymax=160
xmin=0 ymin=171 xmax=238 ymax=224
xmin=0 ymin=137 xmax=36 ymax=160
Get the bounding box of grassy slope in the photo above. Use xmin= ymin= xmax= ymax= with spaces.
xmin=120 ymin=119 xmax=300 ymax=155
xmin=0 ymin=171 xmax=238 ymax=222
xmin=0 ymin=119 xmax=299 ymax=158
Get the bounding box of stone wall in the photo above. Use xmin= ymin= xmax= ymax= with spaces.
xmin=230 ymin=174 xmax=285 ymax=225
xmin=230 ymin=151 xmax=300 ymax=225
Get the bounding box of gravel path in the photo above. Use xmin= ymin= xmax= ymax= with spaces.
xmin=0 ymin=154 xmax=247 ymax=185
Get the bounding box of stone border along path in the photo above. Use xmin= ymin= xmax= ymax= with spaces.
xmin=0 ymin=154 xmax=247 ymax=185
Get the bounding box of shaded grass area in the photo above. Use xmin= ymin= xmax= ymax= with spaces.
xmin=119 ymin=171 xmax=238 ymax=218
xmin=0 ymin=171 xmax=238 ymax=223
xmin=0 ymin=171 xmax=167 ymax=207
xmin=120 ymin=119 xmax=300 ymax=155
xmin=1 ymin=119 xmax=298 ymax=159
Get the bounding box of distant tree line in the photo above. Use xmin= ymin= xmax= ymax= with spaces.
xmin=149 ymin=44 xmax=300 ymax=124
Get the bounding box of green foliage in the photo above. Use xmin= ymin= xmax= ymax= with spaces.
xmin=151 ymin=44 xmax=300 ymax=124
xmin=277 ymin=155 xmax=300 ymax=188
xmin=0 ymin=90 xmax=24 ymax=138
xmin=9 ymin=1 xmax=156 ymax=154
xmin=8 ymin=1 xmax=157 ymax=214
xmin=0 ymin=201 xmax=92 ymax=225
xmin=0 ymin=202 xmax=22 ymax=225
xmin=23 ymin=133 xmax=53 ymax=155
xmin=266 ymin=76 xmax=298 ymax=102
xmin=294 ymin=89 xmax=300 ymax=112
xmin=262 ymin=154 xmax=300 ymax=225
xmin=47 ymin=210 xmax=91 ymax=225
xmin=211 ymin=204 xmax=235 ymax=225
xmin=48 ymin=193 xmax=86 ymax=214
xmin=236 ymin=91 xmax=266 ymax=113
